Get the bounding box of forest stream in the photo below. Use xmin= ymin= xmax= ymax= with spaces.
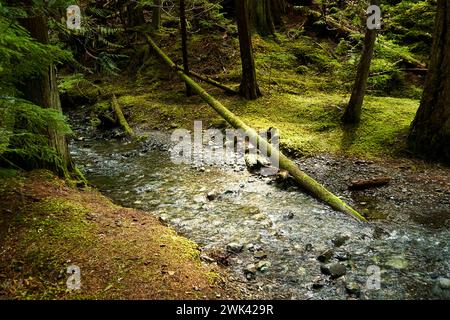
xmin=68 ymin=107 xmax=450 ymax=300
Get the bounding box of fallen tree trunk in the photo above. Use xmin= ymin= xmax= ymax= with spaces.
xmin=147 ymin=36 xmax=367 ymax=222
xmin=112 ymin=94 xmax=135 ymax=137
xmin=349 ymin=177 xmax=391 ymax=190
xmin=177 ymin=66 xmax=239 ymax=95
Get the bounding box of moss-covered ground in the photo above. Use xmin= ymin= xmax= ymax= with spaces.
xmin=0 ymin=169 xmax=237 ymax=299
xmin=62 ymin=27 xmax=423 ymax=161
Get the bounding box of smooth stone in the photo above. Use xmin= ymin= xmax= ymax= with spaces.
xmin=385 ymin=256 xmax=408 ymax=269
xmin=256 ymin=261 xmax=271 ymax=272
xmin=438 ymin=277 xmax=450 ymax=289
xmin=345 ymin=281 xmax=361 ymax=296
xmin=244 ymin=264 xmax=257 ymax=277
xmin=317 ymin=249 xmax=334 ymax=263
xmin=254 ymin=250 xmax=268 ymax=259
xmin=226 ymin=242 xmax=244 ymax=254
xmin=332 ymin=235 xmax=350 ymax=247
xmin=321 ymin=263 xmax=347 ymax=279
xmin=206 ymin=191 xmax=218 ymax=201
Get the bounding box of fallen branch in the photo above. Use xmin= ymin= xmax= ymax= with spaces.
xmin=177 ymin=66 xmax=239 ymax=95
xmin=370 ymin=68 xmax=428 ymax=77
xmin=111 ymin=94 xmax=135 ymax=137
xmin=349 ymin=177 xmax=391 ymax=190
xmin=147 ymin=36 xmax=367 ymax=222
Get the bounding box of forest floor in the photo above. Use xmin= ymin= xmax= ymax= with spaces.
xmin=2 ymin=28 xmax=449 ymax=300
xmin=0 ymin=169 xmax=243 ymax=299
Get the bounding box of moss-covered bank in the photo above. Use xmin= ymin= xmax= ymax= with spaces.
xmin=0 ymin=169 xmax=238 ymax=299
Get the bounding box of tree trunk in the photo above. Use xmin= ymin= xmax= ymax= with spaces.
xmin=180 ymin=0 xmax=192 ymax=96
xmin=235 ymin=0 xmax=261 ymax=100
xmin=250 ymin=0 xmax=275 ymax=35
xmin=342 ymin=0 xmax=379 ymax=124
xmin=127 ymin=2 xmax=145 ymax=28
xmin=18 ymin=14 xmax=74 ymax=176
xmin=152 ymin=0 xmax=162 ymax=30
xmin=409 ymin=0 xmax=450 ymax=163
xmin=270 ymin=0 xmax=286 ymax=27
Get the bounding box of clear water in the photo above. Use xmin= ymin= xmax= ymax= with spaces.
xmin=70 ymin=134 xmax=450 ymax=300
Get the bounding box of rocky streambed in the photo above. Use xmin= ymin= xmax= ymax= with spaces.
xmin=68 ymin=108 xmax=450 ymax=300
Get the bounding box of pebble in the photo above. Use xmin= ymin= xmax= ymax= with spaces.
xmin=345 ymin=281 xmax=361 ymax=296
xmin=254 ymin=250 xmax=268 ymax=260
xmin=206 ymin=191 xmax=218 ymax=201
xmin=226 ymin=242 xmax=244 ymax=254
xmin=385 ymin=255 xmax=408 ymax=270
xmin=321 ymin=263 xmax=347 ymax=279
xmin=438 ymin=277 xmax=450 ymax=289
xmin=332 ymin=235 xmax=350 ymax=247
xmin=244 ymin=264 xmax=257 ymax=280
xmin=317 ymin=249 xmax=334 ymax=263
xmin=256 ymin=261 xmax=271 ymax=272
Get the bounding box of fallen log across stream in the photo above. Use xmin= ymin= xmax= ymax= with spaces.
xmin=146 ymin=36 xmax=367 ymax=222
xmin=112 ymin=94 xmax=135 ymax=137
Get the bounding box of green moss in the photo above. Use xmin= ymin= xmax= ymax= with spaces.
xmin=232 ymin=93 xmax=419 ymax=158
xmin=0 ymin=168 xmax=18 ymax=178
xmin=21 ymin=199 xmax=93 ymax=246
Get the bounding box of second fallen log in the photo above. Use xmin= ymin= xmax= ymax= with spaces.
xmin=349 ymin=177 xmax=391 ymax=190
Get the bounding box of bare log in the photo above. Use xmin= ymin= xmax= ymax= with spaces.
xmin=349 ymin=177 xmax=391 ymax=190
xmin=111 ymin=94 xmax=135 ymax=137
xmin=147 ymin=36 xmax=367 ymax=222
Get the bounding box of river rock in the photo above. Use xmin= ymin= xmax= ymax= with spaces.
xmin=332 ymin=235 xmax=350 ymax=247
xmin=385 ymin=255 xmax=408 ymax=269
xmin=432 ymin=278 xmax=450 ymax=299
xmin=206 ymin=191 xmax=218 ymax=201
xmin=254 ymin=250 xmax=268 ymax=260
xmin=321 ymin=263 xmax=347 ymax=279
xmin=317 ymin=249 xmax=334 ymax=263
xmin=345 ymin=281 xmax=361 ymax=296
xmin=335 ymin=251 xmax=350 ymax=261
xmin=226 ymin=242 xmax=243 ymax=254
xmin=256 ymin=261 xmax=271 ymax=272
xmin=285 ymin=212 xmax=295 ymax=220
xmin=437 ymin=277 xmax=450 ymax=289
xmin=244 ymin=264 xmax=257 ymax=280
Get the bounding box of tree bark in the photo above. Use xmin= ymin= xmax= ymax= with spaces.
xmin=270 ymin=0 xmax=287 ymax=27
xmin=235 ymin=0 xmax=261 ymax=100
xmin=152 ymin=0 xmax=162 ymax=30
xmin=409 ymin=0 xmax=450 ymax=163
xmin=250 ymin=0 xmax=275 ymax=35
xmin=18 ymin=14 xmax=75 ymax=176
xmin=342 ymin=0 xmax=379 ymax=124
xmin=147 ymin=35 xmax=366 ymax=222
xmin=126 ymin=2 xmax=145 ymax=28
xmin=180 ymin=0 xmax=192 ymax=96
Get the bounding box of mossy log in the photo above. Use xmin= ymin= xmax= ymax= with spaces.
xmin=111 ymin=94 xmax=135 ymax=137
xmin=147 ymin=36 xmax=367 ymax=222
